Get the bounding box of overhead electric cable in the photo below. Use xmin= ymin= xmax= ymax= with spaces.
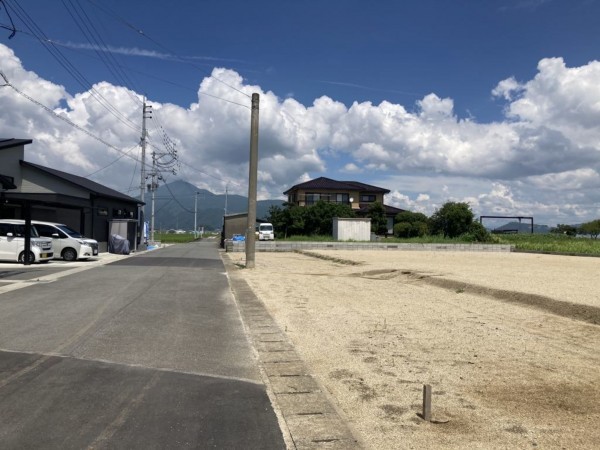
xmin=85 ymin=143 xmax=139 ymax=177
xmin=0 ymin=71 xmax=152 ymax=172
xmin=0 ymin=0 xmax=16 ymax=38
xmin=3 ymin=0 xmax=141 ymax=133
xmin=178 ymin=158 xmax=241 ymax=186
xmin=86 ymin=0 xmax=251 ymax=102
xmin=0 ymin=23 xmax=249 ymax=110
xmin=162 ymin=177 xmax=195 ymax=213
xmin=60 ymin=0 xmax=142 ymax=105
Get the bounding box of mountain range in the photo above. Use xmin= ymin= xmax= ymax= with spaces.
xmin=489 ymin=221 xmax=551 ymax=234
xmin=142 ymin=180 xmax=284 ymax=231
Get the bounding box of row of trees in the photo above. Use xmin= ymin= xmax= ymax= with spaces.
xmin=267 ymin=202 xmax=355 ymax=237
xmin=393 ymin=201 xmax=490 ymax=241
xmin=551 ymin=220 xmax=600 ymax=239
xmin=267 ymin=200 xmax=492 ymax=242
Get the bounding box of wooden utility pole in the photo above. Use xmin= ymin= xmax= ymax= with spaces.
xmin=245 ymin=93 xmax=259 ymax=268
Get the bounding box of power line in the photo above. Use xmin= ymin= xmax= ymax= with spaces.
xmin=162 ymin=177 xmax=195 ymax=213
xmin=59 ymin=0 xmax=142 ymax=106
xmin=2 ymin=22 xmax=251 ymax=113
xmin=85 ymin=143 xmax=139 ymax=177
xmin=0 ymin=0 xmax=16 ymax=38
xmin=178 ymin=158 xmax=242 ymax=187
xmin=0 ymin=71 xmax=152 ymax=172
xmin=86 ymin=0 xmax=251 ymax=102
xmin=3 ymin=0 xmax=141 ymax=133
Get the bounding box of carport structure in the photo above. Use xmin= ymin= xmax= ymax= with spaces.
xmin=0 ymin=138 xmax=143 ymax=253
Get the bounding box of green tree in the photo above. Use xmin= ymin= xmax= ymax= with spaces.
xmin=267 ymin=201 xmax=354 ymax=237
xmin=429 ymin=201 xmax=474 ymax=238
xmin=305 ymin=201 xmax=355 ymax=235
xmin=393 ymin=211 xmax=429 ymax=238
xmin=366 ymin=202 xmax=388 ymax=235
xmin=267 ymin=204 xmax=307 ymax=238
xmin=579 ymin=220 xmax=600 ymax=239
xmin=464 ymin=221 xmax=493 ymax=242
xmin=550 ymin=224 xmax=578 ymax=237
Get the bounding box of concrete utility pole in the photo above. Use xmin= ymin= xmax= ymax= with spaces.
xmin=245 ymin=93 xmax=259 ymax=268
xmin=140 ymin=99 xmax=152 ymax=239
xmin=194 ymin=191 xmax=199 ymax=238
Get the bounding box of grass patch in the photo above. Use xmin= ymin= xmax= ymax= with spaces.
xmin=494 ymin=234 xmax=600 ymax=256
xmin=152 ymin=232 xmax=199 ymax=244
xmin=280 ymin=233 xmax=600 ymax=256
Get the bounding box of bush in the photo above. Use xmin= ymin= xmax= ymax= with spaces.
xmin=429 ymin=201 xmax=474 ymax=238
xmin=579 ymin=219 xmax=600 ymax=239
xmin=267 ymin=201 xmax=354 ymax=237
xmin=366 ymin=202 xmax=388 ymax=235
xmin=462 ymin=221 xmax=493 ymax=242
xmin=393 ymin=211 xmax=429 ymax=238
xmin=550 ymin=224 xmax=578 ymax=236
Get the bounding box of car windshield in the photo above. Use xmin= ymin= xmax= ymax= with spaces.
xmin=260 ymin=225 xmax=273 ymax=231
xmin=57 ymin=225 xmax=83 ymax=238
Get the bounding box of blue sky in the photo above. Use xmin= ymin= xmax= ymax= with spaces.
xmin=1 ymin=0 xmax=600 ymax=226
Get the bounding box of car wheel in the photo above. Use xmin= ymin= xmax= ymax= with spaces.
xmin=18 ymin=251 xmax=35 ymax=263
xmin=62 ymin=248 xmax=77 ymax=261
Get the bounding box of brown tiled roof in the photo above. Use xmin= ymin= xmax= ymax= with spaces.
xmin=283 ymin=176 xmax=389 ymax=195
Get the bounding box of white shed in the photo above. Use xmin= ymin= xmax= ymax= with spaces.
xmin=333 ymin=217 xmax=371 ymax=241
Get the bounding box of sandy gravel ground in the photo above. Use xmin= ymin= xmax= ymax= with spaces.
xmin=227 ymin=250 xmax=600 ymax=449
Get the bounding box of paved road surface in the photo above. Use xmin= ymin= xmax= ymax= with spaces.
xmin=0 ymin=242 xmax=285 ymax=449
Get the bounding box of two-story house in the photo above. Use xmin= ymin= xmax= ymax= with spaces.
xmin=283 ymin=177 xmax=405 ymax=234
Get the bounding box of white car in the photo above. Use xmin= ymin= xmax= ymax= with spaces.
xmin=32 ymin=221 xmax=98 ymax=261
xmin=257 ymin=223 xmax=275 ymax=241
xmin=0 ymin=220 xmax=54 ymax=263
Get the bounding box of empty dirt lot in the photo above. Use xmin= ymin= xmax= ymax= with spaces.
xmin=228 ymin=250 xmax=600 ymax=449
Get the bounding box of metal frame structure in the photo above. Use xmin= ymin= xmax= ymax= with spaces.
xmin=479 ymin=215 xmax=534 ymax=234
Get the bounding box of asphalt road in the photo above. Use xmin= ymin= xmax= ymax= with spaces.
xmin=0 ymin=242 xmax=285 ymax=449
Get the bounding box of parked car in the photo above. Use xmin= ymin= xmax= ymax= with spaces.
xmin=32 ymin=221 xmax=98 ymax=261
xmin=0 ymin=219 xmax=54 ymax=263
xmin=257 ymin=223 xmax=275 ymax=241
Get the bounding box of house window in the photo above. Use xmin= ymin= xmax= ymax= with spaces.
xmin=336 ymin=193 xmax=349 ymax=204
xmin=360 ymin=194 xmax=376 ymax=202
xmin=98 ymin=207 xmax=108 ymax=216
xmin=306 ymin=193 xmax=320 ymax=205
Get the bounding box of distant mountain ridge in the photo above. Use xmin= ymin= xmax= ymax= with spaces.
xmin=489 ymin=221 xmax=551 ymax=234
xmin=143 ymin=180 xmax=284 ymax=231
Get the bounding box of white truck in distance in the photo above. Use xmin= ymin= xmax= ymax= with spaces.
xmin=257 ymin=223 xmax=275 ymax=241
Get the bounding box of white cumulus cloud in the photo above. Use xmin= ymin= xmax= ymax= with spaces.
xmin=2 ymin=43 xmax=600 ymax=225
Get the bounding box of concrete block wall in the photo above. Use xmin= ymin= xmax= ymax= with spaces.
xmin=225 ymin=241 xmax=513 ymax=253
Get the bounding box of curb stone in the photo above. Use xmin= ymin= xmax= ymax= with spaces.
xmin=222 ymin=253 xmax=362 ymax=450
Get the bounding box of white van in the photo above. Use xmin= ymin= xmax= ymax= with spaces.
xmin=32 ymin=221 xmax=98 ymax=261
xmin=257 ymin=223 xmax=275 ymax=241
xmin=0 ymin=220 xmax=54 ymax=263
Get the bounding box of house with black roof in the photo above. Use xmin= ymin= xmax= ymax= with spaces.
xmin=0 ymin=138 xmax=142 ymax=252
xmin=283 ymin=176 xmax=406 ymax=234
